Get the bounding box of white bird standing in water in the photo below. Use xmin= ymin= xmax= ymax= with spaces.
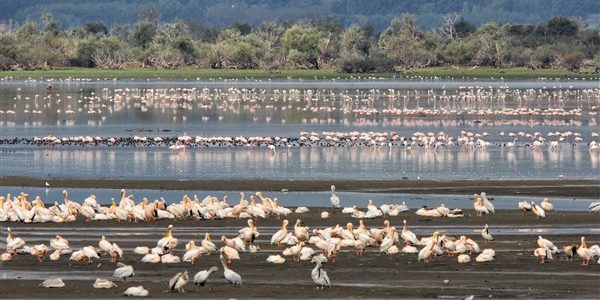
xmin=221 ymin=257 xmax=242 ymax=286
xmin=113 ymin=262 xmax=135 ymax=281
xmin=311 ymin=255 xmax=331 ymax=289
xmin=531 ymin=201 xmax=546 ymax=219
xmin=481 ymin=224 xmax=494 ymax=244
xmin=480 ymin=192 xmax=495 ymax=214
xmin=193 ymin=267 xmax=218 ymax=286
xmin=330 ymin=185 xmax=340 ymax=208
xmin=169 ymin=271 xmax=189 ymax=293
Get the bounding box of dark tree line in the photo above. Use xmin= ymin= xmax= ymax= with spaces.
xmin=3 ymin=0 xmax=599 ymax=33
xmin=0 ymin=12 xmax=599 ymax=72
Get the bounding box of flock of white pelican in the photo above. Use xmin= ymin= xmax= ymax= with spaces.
xmin=4 ymin=188 xmax=598 ymax=225
xmin=2 ymin=189 xmax=599 ymax=296
xmin=3 ymin=212 xmax=599 ymax=296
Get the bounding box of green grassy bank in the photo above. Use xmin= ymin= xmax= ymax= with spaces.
xmin=1 ymin=67 xmax=599 ymax=80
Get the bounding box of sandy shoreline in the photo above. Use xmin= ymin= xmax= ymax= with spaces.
xmin=2 ymin=176 xmax=599 ymax=198
xmin=1 ymin=210 xmax=599 ymax=299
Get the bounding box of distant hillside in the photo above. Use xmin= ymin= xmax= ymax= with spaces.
xmin=1 ymin=0 xmax=599 ymax=32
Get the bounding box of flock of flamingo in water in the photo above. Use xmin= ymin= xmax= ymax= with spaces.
xmin=1 ymin=188 xmax=599 ymax=295
xmin=1 ymin=130 xmax=596 ymax=152
xmin=1 ymin=85 xmax=599 ymax=123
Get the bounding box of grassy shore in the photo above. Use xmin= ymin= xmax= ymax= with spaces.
xmin=1 ymin=67 xmax=599 ymax=80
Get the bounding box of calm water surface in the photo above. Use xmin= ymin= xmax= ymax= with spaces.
xmin=1 ymin=79 xmax=599 ymax=181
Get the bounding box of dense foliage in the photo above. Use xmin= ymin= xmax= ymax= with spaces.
xmin=0 ymin=12 xmax=598 ymax=72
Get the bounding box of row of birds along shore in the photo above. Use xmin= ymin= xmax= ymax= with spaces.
xmin=2 ymin=187 xmax=599 ymax=224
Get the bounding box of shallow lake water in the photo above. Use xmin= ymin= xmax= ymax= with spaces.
xmin=1 ymin=79 xmax=599 ymax=181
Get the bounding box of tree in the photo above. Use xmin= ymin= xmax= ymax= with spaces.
xmin=74 ymin=39 xmax=99 ymax=67
xmin=231 ymin=22 xmax=251 ymax=35
xmin=84 ymin=22 xmax=108 ymax=36
xmin=131 ymin=22 xmax=156 ymax=49
xmin=379 ymin=15 xmax=428 ymax=70
xmin=139 ymin=6 xmax=160 ymax=25
xmin=281 ymin=25 xmax=320 ymax=68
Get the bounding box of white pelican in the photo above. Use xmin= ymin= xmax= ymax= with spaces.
xmin=123 ymin=286 xmax=149 ymax=297
xmin=321 ymin=211 xmax=329 ymax=219
xmin=182 ymin=241 xmax=206 ymax=264
xmin=537 ymin=236 xmax=559 ymax=257
xmin=40 ymin=278 xmax=65 ymax=288
xmin=50 ymin=235 xmax=70 ymax=251
xmin=201 ymin=233 xmax=217 ymax=253
xmin=300 ymin=247 xmax=316 ymax=261
xmin=30 ymin=244 xmax=48 ymax=262
xmin=563 ymin=244 xmax=577 ymax=261
xmin=134 ymin=246 xmax=150 ymax=255
xmin=6 ymin=227 xmax=26 ymax=253
xmin=221 ymin=236 xmax=246 ymax=252
xmin=531 ymin=201 xmax=546 ymax=219
xmin=401 ymin=219 xmax=419 ymax=245
xmin=576 ymin=237 xmax=594 ymax=266
xmin=109 ymin=242 xmax=123 ymax=262
xmin=330 ymin=185 xmax=340 ymax=208
xmin=161 ymin=253 xmax=181 ymax=263
xmin=475 ymin=250 xmax=495 ymax=262
xmin=457 ymin=254 xmax=471 ymax=263
xmin=480 ymin=192 xmax=495 ymax=214
xmin=249 ymin=244 xmax=260 ymax=253
xmin=290 ymin=242 xmax=305 ymax=261
xmin=401 ymin=245 xmax=419 ymax=254
xmin=50 ymin=249 xmax=63 ymax=261
xmin=294 ymin=219 xmax=310 ymax=241
xmin=295 ymin=207 xmax=309 ymax=213
xmin=540 ymin=197 xmax=554 ymax=212
xmin=81 ymin=246 xmax=100 ymax=264
xmin=311 ymin=256 xmax=331 ymax=289
xmin=238 ymin=220 xmax=259 ymax=245
xmin=93 ymin=278 xmax=118 ymax=289
xmin=386 ymin=245 xmax=399 ymax=254
xmin=534 ymin=247 xmax=549 ymax=263
xmin=221 ymin=258 xmax=242 ymax=286
xmin=141 ymin=253 xmax=161 ymax=263
xmin=266 ymin=254 xmax=286 ymax=264
xmin=113 ymin=262 xmax=135 ymax=281
xmin=69 ymin=250 xmax=85 ymax=262
xmin=270 ymin=219 xmax=289 ymax=245
xmin=194 ymin=266 xmax=218 ymax=286
xmin=481 ymin=224 xmax=493 ymax=244
xmin=169 ymin=271 xmax=189 ymax=293
xmin=157 ymin=224 xmax=178 ymax=252
xmin=474 ymin=198 xmax=489 ymax=216
xmin=518 ymin=200 xmax=532 ymax=214
xmin=380 ymin=229 xmax=395 ymax=253
xmin=418 ymin=232 xmax=440 ymax=262
xmin=98 ymin=235 xmax=112 ymax=254
xmin=1 ymin=252 xmax=12 ymax=261
xmin=341 ymin=206 xmax=355 ymax=214
xmin=220 ymin=246 xmax=240 ymax=263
